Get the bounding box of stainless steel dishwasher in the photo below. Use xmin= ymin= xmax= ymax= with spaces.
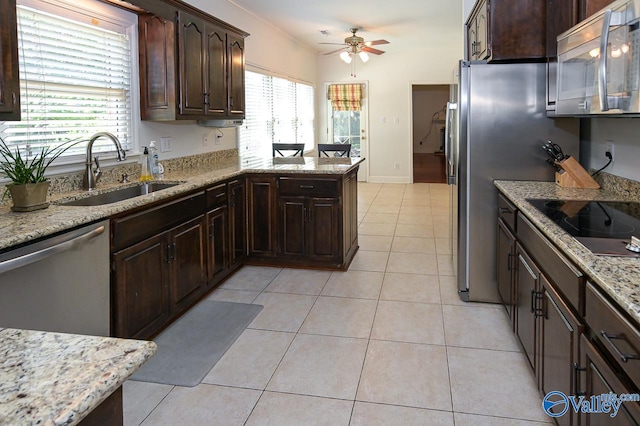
xmin=0 ymin=220 xmax=110 ymax=336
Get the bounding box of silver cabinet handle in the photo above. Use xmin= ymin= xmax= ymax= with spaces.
xmin=598 ymin=10 xmax=624 ymax=111
xmin=0 ymin=226 xmax=105 ymax=274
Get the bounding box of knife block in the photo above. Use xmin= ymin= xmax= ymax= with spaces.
xmin=555 ymin=156 xmax=600 ymax=189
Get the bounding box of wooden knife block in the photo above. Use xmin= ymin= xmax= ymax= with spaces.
xmin=555 ymin=156 xmax=600 ymax=189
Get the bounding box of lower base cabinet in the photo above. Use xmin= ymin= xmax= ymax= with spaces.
xmin=112 ymin=215 xmax=206 ymax=339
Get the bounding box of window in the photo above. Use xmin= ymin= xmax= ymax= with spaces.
xmin=0 ymin=0 xmax=136 ymax=160
xmin=239 ymin=70 xmax=314 ymax=157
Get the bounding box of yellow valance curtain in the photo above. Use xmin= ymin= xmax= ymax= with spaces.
xmin=327 ymin=84 xmax=364 ymax=111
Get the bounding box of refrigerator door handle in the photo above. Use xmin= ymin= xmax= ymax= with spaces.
xmin=445 ymin=101 xmax=457 ymax=185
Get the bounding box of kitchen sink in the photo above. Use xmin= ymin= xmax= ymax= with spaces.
xmin=57 ymin=182 xmax=182 ymax=206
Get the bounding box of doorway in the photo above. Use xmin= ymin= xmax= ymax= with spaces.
xmin=412 ymin=85 xmax=449 ymax=183
xmin=326 ymin=81 xmax=368 ymax=181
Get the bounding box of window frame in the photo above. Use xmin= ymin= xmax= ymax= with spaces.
xmin=239 ymin=68 xmax=315 ymax=158
xmin=1 ymin=0 xmax=140 ymax=175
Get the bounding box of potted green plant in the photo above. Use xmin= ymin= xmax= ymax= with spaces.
xmin=0 ymin=137 xmax=74 ymax=211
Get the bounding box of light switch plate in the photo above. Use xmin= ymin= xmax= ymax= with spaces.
xmin=160 ymin=137 xmax=172 ymax=152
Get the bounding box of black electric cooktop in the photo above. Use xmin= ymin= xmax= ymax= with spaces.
xmin=527 ymin=199 xmax=640 ymax=256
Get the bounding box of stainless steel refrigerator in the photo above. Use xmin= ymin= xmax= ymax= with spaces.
xmin=445 ymin=61 xmax=579 ymax=302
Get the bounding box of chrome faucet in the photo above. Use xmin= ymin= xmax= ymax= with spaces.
xmin=83 ymin=132 xmax=126 ymax=190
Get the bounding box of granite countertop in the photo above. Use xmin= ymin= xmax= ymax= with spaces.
xmin=0 ymin=156 xmax=364 ymax=251
xmin=0 ymin=328 xmax=156 ymax=426
xmin=494 ymin=180 xmax=640 ymax=323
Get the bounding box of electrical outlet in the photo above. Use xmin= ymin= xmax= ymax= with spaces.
xmin=606 ymin=140 xmax=615 ymax=163
xmin=202 ymin=134 xmax=209 ymax=147
xmin=393 ymin=117 xmax=400 ymax=125
xmin=160 ymin=137 xmax=172 ymax=152
xmin=394 ymin=162 xmax=400 ymax=170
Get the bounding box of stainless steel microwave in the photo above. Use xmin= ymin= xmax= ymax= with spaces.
xmin=556 ymin=0 xmax=640 ymax=116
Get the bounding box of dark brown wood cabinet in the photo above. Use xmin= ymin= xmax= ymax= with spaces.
xmin=279 ymin=196 xmax=340 ymax=262
xmin=0 ymin=0 xmax=20 ymax=121
xmin=343 ymin=171 xmax=359 ymax=261
xmin=206 ymin=182 xmax=229 ymax=286
xmin=539 ymin=275 xmax=583 ymax=425
xmin=515 ymin=244 xmax=540 ymax=372
xmin=497 ymin=219 xmax=516 ymax=322
xmin=112 ymin=233 xmax=170 ymax=339
xmin=167 ymin=216 xmax=207 ymax=314
xmin=247 ymin=176 xmax=278 ymax=258
xmin=136 ymin=4 xmax=247 ymax=121
xmin=466 ymin=0 xmax=546 ymax=62
xmin=228 ymin=178 xmax=246 ymax=268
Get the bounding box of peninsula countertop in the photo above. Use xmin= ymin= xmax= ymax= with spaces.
xmin=0 ymin=328 xmax=156 ymax=426
xmin=0 ymin=156 xmax=364 ymax=251
xmin=494 ymin=180 xmax=640 ymax=324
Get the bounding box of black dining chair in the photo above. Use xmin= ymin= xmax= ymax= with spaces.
xmin=272 ymin=143 xmax=304 ymax=157
xmin=318 ymin=143 xmax=351 ymax=157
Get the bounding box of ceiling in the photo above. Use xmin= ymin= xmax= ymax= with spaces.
xmin=230 ymin=0 xmax=462 ymax=56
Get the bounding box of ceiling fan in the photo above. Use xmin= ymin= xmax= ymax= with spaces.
xmin=321 ymin=28 xmax=389 ymax=63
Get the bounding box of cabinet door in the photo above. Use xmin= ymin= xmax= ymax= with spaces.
xmin=308 ymin=198 xmax=340 ymax=261
xmin=177 ymin=11 xmax=206 ymax=116
xmin=516 ymin=244 xmax=540 ymax=372
xmin=580 ymin=335 xmax=640 ymax=426
xmin=112 ymin=234 xmax=170 ymax=339
xmin=579 ymin=0 xmax=616 ymax=20
xmin=497 ymin=219 xmax=516 ymax=325
xmin=248 ymin=176 xmax=277 ymax=257
xmin=207 ymin=204 xmax=228 ymax=285
xmin=467 ymin=17 xmax=478 ymax=60
xmin=168 ymin=216 xmax=207 ymax=314
xmin=475 ymin=0 xmax=488 ymax=60
xmin=227 ymin=33 xmax=245 ymax=117
xmin=280 ymin=196 xmax=306 ymax=257
xmin=546 ymin=0 xmax=578 ymax=57
xmin=229 ymin=179 xmax=246 ymax=268
xmin=205 ymin=23 xmax=227 ymax=116
xmin=139 ymin=14 xmax=176 ymax=121
xmin=0 ymin=0 xmax=20 ymax=120
xmin=539 ymin=276 xmax=583 ymax=425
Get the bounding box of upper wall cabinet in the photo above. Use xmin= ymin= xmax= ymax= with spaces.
xmin=135 ymin=0 xmax=247 ymax=121
xmin=546 ymin=0 xmax=616 ymax=58
xmin=466 ymin=0 xmax=546 ymax=62
xmin=0 ymin=0 xmax=20 ymax=121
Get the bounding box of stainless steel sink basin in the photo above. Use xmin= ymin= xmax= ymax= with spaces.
xmin=58 ymin=182 xmax=181 ymax=206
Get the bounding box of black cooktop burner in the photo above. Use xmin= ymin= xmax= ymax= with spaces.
xmin=526 ymin=199 xmax=640 ymax=256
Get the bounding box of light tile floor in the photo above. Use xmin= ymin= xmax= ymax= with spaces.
xmin=124 ymin=183 xmax=553 ymax=426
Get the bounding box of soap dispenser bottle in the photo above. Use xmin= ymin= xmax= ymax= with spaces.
xmin=149 ymin=141 xmax=161 ymax=179
xmin=140 ymin=147 xmax=153 ymax=182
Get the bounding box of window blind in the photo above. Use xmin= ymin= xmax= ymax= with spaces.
xmin=239 ymin=70 xmax=315 ymax=156
xmin=0 ymin=4 xmax=133 ymax=158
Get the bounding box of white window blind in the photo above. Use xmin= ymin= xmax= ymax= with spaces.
xmin=0 ymin=3 xmax=134 ymax=158
xmin=239 ymin=70 xmax=315 ymax=157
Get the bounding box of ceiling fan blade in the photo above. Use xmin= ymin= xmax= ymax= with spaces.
xmin=365 ymin=39 xmax=389 ymax=46
xmin=324 ymin=47 xmax=348 ymax=55
xmin=362 ymin=46 xmax=385 ymax=55
xmin=319 ymin=42 xmax=348 ymax=45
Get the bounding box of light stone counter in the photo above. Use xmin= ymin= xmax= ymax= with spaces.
xmin=0 ymin=156 xmax=364 ymax=251
xmin=0 ymin=328 xmax=156 ymax=425
xmin=494 ymin=180 xmax=640 ymax=324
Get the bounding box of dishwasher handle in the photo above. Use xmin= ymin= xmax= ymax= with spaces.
xmin=0 ymin=225 xmax=105 ymax=274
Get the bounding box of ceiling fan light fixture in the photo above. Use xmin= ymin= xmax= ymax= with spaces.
xmin=340 ymin=51 xmax=352 ymax=63
xmin=359 ymin=51 xmax=369 ymax=63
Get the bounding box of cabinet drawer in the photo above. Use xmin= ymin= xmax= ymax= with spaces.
xmin=206 ymin=182 xmax=228 ymax=208
xmin=498 ymin=192 xmax=517 ymax=232
xmin=586 ymin=282 xmax=640 ymax=387
xmin=112 ymin=191 xmax=206 ymax=251
xmin=278 ymin=177 xmax=339 ymax=197
xmin=517 ymin=214 xmax=584 ymax=314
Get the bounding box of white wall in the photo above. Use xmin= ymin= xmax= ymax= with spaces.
xmin=136 ymin=0 xmax=318 ymax=160
xmin=317 ymin=44 xmax=462 ymax=183
xmin=581 ymin=118 xmax=640 ymax=182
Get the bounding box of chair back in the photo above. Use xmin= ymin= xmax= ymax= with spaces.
xmin=272 ymin=143 xmax=304 ymax=157
xmin=318 ymin=143 xmax=351 ymax=157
